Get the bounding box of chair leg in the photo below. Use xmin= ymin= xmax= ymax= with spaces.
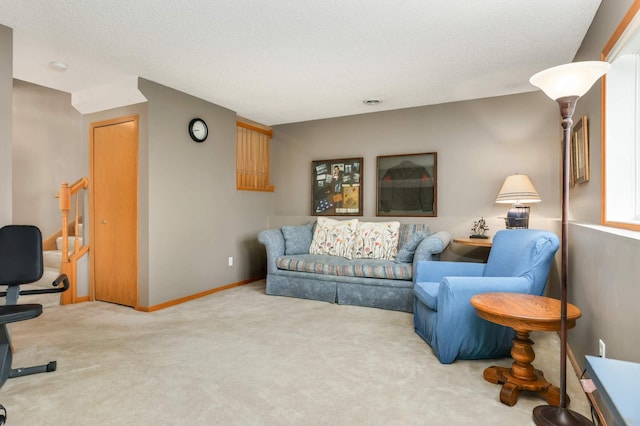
xmin=0 ymin=326 xmax=13 ymax=388
xmin=9 ymin=361 xmax=57 ymax=379
xmin=0 ymin=324 xmax=57 ymax=388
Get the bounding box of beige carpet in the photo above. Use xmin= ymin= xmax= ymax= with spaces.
xmin=3 ymin=280 xmax=591 ymax=425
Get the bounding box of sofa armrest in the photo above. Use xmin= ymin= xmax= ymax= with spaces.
xmin=412 ymin=231 xmax=451 ymax=279
xmin=258 ymin=229 xmax=285 ymax=273
xmin=414 ymin=231 xmax=451 ymax=262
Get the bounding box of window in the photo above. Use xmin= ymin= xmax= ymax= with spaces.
xmin=236 ymin=120 xmax=274 ymax=192
xmin=602 ymin=0 xmax=640 ymax=231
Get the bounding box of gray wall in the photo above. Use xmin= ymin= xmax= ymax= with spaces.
xmin=138 ymin=79 xmax=270 ymax=306
xmin=271 ymin=92 xmax=562 ymax=257
xmin=13 ymin=77 xmax=271 ymax=308
xmin=12 ymin=80 xmax=86 ymax=236
xmin=0 ymin=25 xmax=11 ymax=225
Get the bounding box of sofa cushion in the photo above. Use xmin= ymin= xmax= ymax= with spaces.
xmin=276 ymin=254 xmax=413 ymax=280
xmin=395 ymin=231 xmax=429 ymax=263
xmin=354 ymin=221 xmax=400 ymax=260
xmin=337 ymin=260 xmax=411 ymax=280
xmin=414 ymin=281 xmax=440 ymax=310
xmin=398 ymin=223 xmax=430 ymax=248
xmin=309 ymin=217 xmax=359 ymax=259
xmin=282 ymin=224 xmax=313 ymax=255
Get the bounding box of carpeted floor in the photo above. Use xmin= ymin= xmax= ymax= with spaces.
xmin=2 ymin=280 xmax=591 ymax=425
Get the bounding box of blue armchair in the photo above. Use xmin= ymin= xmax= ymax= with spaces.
xmin=413 ymin=229 xmax=560 ymax=364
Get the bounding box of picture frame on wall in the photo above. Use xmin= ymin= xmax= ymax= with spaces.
xmin=376 ymin=152 xmax=437 ymax=217
xmin=311 ymin=157 xmax=363 ymax=216
xmin=571 ymin=115 xmax=590 ymax=186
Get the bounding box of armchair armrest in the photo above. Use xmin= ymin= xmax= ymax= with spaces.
xmin=439 ymin=276 xmax=532 ymax=300
xmin=18 ymin=274 xmax=69 ymax=296
xmin=415 ymin=260 xmax=485 ymax=284
xmin=258 ymin=229 xmax=285 ymax=273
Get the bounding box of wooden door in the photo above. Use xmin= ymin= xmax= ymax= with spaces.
xmin=90 ymin=115 xmax=138 ymax=307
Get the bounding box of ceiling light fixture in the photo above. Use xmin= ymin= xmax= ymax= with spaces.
xmin=49 ymin=61 xmax=69 ymax=72
xmin=362 ymin=98 xmax=382 ymax=106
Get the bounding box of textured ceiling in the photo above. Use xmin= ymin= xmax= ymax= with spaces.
xmin=0 ymin=0 xmax=602 ymax=125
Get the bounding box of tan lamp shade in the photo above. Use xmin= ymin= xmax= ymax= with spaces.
xmin=495 ymin=174 xmax=541 ymax=205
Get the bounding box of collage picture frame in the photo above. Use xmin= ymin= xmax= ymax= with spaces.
xmin=311 ymin=157 xmax=363 ymax=216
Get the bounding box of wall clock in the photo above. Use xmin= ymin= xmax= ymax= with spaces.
xmin=188 ymin=118 xmax=208 ymax=143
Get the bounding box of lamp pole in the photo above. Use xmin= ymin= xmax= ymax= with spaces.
xmin=559 ymin=95 xmax=577 ymax=410
xmin=532 ymin=95 xmax=591 ymax=426
xmin=530 ymin=61 xmax=610 ymax=426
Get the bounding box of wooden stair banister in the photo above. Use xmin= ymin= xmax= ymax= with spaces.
xmin=55 ymin=177 xmax=89 ymax=305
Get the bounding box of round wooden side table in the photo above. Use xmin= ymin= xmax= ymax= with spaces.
xmin=470 ymin=292 xmax=582 ymax=407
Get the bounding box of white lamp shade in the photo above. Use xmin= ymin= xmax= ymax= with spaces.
xmin=529 ymin=61 xmax=611 ymax=100
xmin=495 ymin=174 xmax=541 ymax=204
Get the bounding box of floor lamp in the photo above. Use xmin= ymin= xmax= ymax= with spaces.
xmin=529 ymin=61 xmax=610 ymax=425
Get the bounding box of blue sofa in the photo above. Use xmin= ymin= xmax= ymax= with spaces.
xmin=413 ymin=229 xmax=560 ymax=364
xmin=258 ymin=223 xmax=451 ymax=312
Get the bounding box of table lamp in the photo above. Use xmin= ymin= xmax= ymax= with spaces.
xmin=495 ymin=174 xmax=541 ymax=228
xmin=529 ymin=61 xmax=610 ymax=426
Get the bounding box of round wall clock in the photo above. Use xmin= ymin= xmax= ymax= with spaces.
xmin=188 ymin=118 xmax=208 ymax=143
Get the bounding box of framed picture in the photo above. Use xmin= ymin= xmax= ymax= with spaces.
xmin=571 ymin=116 xmax=590 ymax=186
xmin=311 ymin=157 xmax=363 ymax=216
xmin=376 ymin=152 xmax=437 ymax=217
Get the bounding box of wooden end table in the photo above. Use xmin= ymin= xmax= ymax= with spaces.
xmin=452 ymin=237 xmax=493 ymax=248
xmin=470 ymin=292 xmax=582 ymax=407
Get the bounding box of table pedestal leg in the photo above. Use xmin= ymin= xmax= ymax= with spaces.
xmin=483 ymin=330 xmax=567 ymax=407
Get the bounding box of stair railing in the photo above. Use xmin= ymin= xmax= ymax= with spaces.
xmin=56 ymin=177 xmax=89 ymax=304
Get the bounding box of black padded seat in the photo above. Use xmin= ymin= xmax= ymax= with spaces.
xmin=0 ymin=304 xmax=42 ymax=324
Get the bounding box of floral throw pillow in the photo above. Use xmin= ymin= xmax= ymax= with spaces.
xmin=354 ymin=221 xmax=400 ymax=260
xmin=309 ymin=217 xmax=359 ymax=259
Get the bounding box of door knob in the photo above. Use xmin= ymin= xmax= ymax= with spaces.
xmin=101 ymin=219 xmax=107 ymax=224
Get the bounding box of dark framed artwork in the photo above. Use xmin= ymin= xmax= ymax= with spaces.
xmin=311 ymin=157 xmax=363 ymax=216
xmin=571 ymin=115 xmax=590 ymax=186
xmin=376 ymin=152 xmax=437 ymax=217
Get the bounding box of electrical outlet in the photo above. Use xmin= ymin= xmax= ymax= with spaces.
xmin=228 ymin=256 xmax=233 ymax=267
xmin=598 ymin=339 xmax=606 ymax=358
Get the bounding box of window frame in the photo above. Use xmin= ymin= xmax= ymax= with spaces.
xmin=235 ymin=120 xmax=274 ymax=192
xmin=601 ymin=0 xmax=640 ymax=232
